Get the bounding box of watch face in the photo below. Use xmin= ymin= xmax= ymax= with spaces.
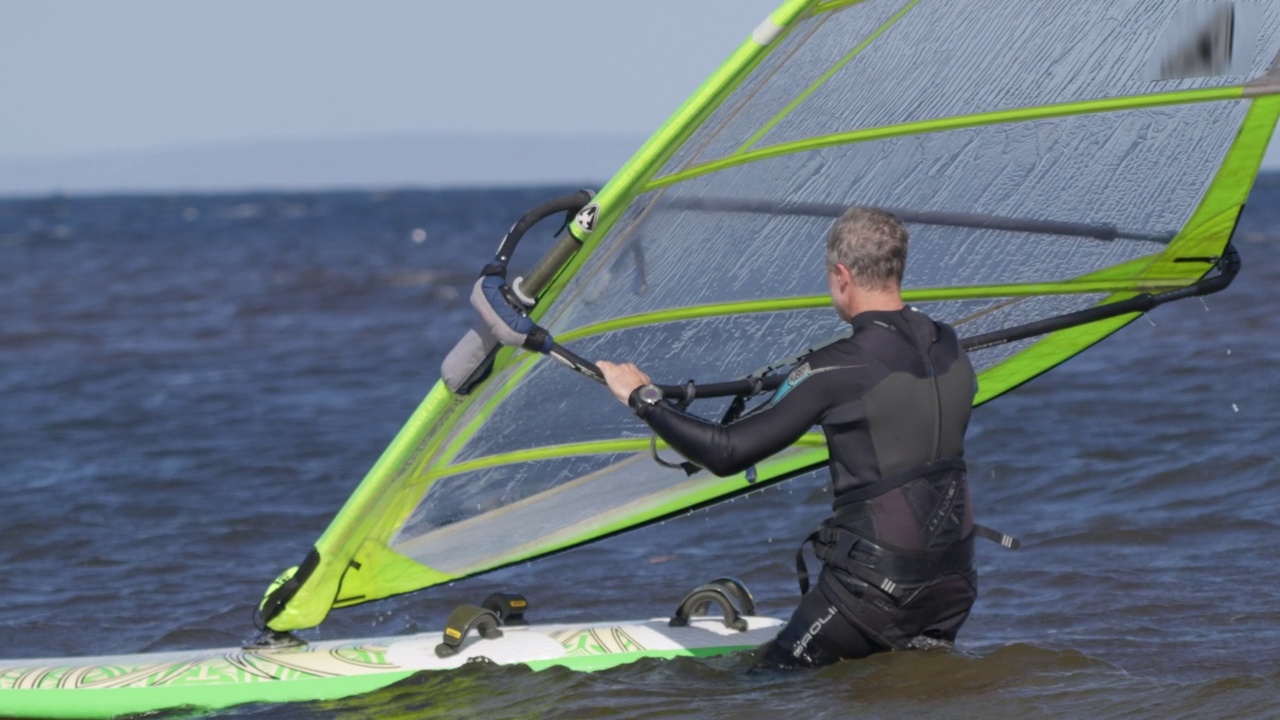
xmin=639 ymin=385 xmax=663 ymax=405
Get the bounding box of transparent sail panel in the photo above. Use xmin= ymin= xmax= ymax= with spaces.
xmin=925 ymin=293 xmax=1113 ymax=372
xmin=395 ymin=7 xmax=1263 ymax=569
xmin=454 ymin=309 xmax=850 ymax=463
xmin=659 ymin=0 xmax=1280 ymax=178
xmin=392 ymin=445 xmax=816 ymax=575
xmin=547 ymin=102 xmax=1245 ymax=335
xmin=400 ymin=286 xmax=1114 ymax=571
xmin=658 ymin=0 xmax=909 ymax=175
xmin=756 ymin=1 xmax=1280 ymax=151
xmin=451 ymin=289 xmax=1121 ymax=467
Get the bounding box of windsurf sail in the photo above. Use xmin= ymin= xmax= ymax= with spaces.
xmin=260 ymin=0 xmax=1280 ymax=632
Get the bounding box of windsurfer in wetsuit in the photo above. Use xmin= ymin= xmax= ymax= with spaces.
xmin=597 ymin=207 xmax=979 ymax=667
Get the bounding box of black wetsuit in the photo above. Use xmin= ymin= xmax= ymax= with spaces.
xmin=629 ymin=307 xmax=978 ymax=667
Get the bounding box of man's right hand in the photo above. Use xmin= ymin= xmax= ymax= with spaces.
xmin=597 ymin=361 xmax=652 ymax=406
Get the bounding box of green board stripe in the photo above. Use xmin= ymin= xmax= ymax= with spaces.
xmin=1 ymin=673 xmax=416 ymax=720
xmin=522 ymin=644 xmax=758 ymax=672
xmin=0 ymin=642 xmax=759 ymax=719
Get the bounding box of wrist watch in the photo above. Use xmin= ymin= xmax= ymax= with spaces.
xmin=629 ymin=384 xmax=664 ymax=413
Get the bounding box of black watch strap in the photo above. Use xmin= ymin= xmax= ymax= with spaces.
xmin=628 ymin=384 xmax=663 ymax=415
xmin=628 ymin=387 xmax=645 ymax=414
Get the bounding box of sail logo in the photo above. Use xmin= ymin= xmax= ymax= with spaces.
xmin=575 ymin=204 xmax=601 ymax=233
xmin=1148 ymin=2 xmax=1259 ymax=80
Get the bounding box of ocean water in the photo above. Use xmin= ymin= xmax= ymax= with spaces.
xmin=1 ymin=180 xmax=1279 ymax=719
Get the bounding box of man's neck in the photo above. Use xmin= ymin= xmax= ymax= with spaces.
xmin=845 ymin=287 xmax=905 ymax=318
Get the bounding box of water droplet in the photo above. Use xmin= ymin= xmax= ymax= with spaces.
xmin=411 ymin=228 xmax=427 ymax=243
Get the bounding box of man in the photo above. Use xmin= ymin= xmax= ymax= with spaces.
xmin=597 ymin=207 xmax=979 ymax=668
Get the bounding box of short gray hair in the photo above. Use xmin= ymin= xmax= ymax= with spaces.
xmin=825 ymin=207 xmax=908 ymax=290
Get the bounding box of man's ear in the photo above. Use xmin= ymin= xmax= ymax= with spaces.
xmin=834 ymin=262 xmax=854 ymax=290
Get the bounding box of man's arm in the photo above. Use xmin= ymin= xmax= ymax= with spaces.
xmin=598 ymin=361 xmax=829 ymax=477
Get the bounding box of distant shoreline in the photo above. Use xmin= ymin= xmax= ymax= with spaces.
xmin=0 ymin=133 xmax=644 ymax=199
xmin=3 ymin=132 xmax=1278 ymax=200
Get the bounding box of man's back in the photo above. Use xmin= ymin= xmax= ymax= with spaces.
xmin=799 ymin=307 xmax=975 ymax=505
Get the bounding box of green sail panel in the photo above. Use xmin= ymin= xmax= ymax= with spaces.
xmin=264 ymin=0 xmax=1280 ymax=632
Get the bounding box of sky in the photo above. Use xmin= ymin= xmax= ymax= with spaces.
xmin=1 ymin=1 xmax=1277 ymax=192
xmin=1 ymin=1 xmax=780 ymax=158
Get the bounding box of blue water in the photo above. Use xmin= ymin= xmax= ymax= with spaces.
xmin=2 ymin=181 xmax=1279 ymax=719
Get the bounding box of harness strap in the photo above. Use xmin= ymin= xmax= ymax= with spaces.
xmin=973 ymin=523 xmax=1021 ymax=549
xmin=835 ymin=531 xmax=973 ymax=600
xmin=832 ymin=457 xmax=967 ymax=510
xmin=796 ymin=531 xmax=819 ymax=596
xmin=795 ymin=522 xmax=1019 ymax=601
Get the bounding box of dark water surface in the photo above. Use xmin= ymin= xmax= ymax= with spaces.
xmin=2 ymin=180 xmax=1279 ymax=719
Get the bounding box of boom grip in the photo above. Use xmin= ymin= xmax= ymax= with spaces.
xmin=491 ymin=189 xmax=595 ymax=270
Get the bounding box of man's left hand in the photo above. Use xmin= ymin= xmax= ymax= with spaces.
xmin=597 ymin=361 xmax=652 ymax=405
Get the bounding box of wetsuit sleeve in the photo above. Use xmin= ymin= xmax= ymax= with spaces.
xmin=631 ymin=370 xmax=833 ymax=477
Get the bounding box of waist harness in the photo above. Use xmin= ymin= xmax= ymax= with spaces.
xmin=795 ymin=458 xmax=1017 ymax=602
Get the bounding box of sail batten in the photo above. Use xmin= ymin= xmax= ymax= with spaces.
xmin=650 ymin=89 xmax=1255 ymax=192
xmin=737 ymin=0 xmax=924 ymax=152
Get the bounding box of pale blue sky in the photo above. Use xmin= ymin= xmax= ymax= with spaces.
xmin=2 ymin=1 xmax=1276 ymax=186
xmin=0 ymin=1 xmax=779 ymax=158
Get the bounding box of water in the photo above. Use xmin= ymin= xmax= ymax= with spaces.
xmin=2 ymin=180 xmax=1279 ymax=718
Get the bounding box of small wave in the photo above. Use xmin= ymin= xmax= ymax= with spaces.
xmin=139 ymin=627 xmax=245 ymax=653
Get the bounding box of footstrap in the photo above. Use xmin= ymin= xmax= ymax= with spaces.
xmin=481 ymin=592 xmax=530 ymax=626
xmin=669 ymin=577 xmax=755 ymax=632
xmin=434 ymin=604 xmax=504 ymax=658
